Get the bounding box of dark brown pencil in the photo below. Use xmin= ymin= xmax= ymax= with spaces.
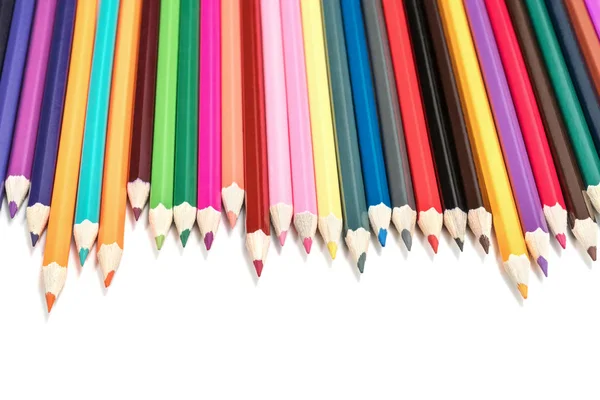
xmin=506 ymin=0 xmax=597 ymax=259
xmin=127 ymin=0 xmax=160 ymax=221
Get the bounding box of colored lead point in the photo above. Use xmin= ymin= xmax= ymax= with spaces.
xmin=8 ymin=201 xmax=17 ymax=218
xmin=303 ymin=237 xmax=313 ymax=254
xmin=204 ymin=232 xmax=214 ymax=250
xmin=427 ymin=235 xmax=439 ymax=254
xmin=155 ymin=235 xmax=165 ymax=250
xmin=180 ymin=229 xmax=191 ymax=247
xmin=401 ymin=229 xmax=412 ymax=251
xmin=357 ymin=253 xmax=366 ymax=273
xmin=455 ymin=238 xmax=464 ymax=252
xmin=588 ymin=246 xmax=597 ymax=261
xmin=279 ymin=231 xmax=287 ymax=246
xmin=30 ymin=233 xmax=39 ymax=247
xmin=79 ymin=248 xmax=89 ymax=266
xmin=253 ymin=260 xmax=263 ymax=277
xmin=45 ymin=293 xmax=56 ymax=313
xmin=132 ymin=207 xmax=142 ymax=221
xmin=104 ymin=271 xmax=115 ymax=288
xmin=537 ymin=256 xmax=548 ymax=277
xmin=378 ymin=228 xmax=387 ymax=247
xmin=226 ymin=211 xmax=237 ymax=228
xmin=327 ymin=242 xmax=337 ymax=259
xmin=479 ymin=235 xmax=490 ymax=254
xmin=555 ymin=233 xmax=567 ymax=249
xmin=517 ymin=283 xmax=528 ymax=299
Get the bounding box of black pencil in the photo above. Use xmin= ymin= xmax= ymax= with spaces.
xmin=0 ymin=0 xmax=15 ymax=76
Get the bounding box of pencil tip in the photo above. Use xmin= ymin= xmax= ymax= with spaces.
xmin=588 ymin=246 xmax=597 ymax=261
xmin=378 ymin=228 xmax=387 ymax=247
xmin=30 ymin=232 xmax=39 ymax=247
xmin=517 ymin=283 xmax=528 ymax=299
xmin=253 ymin=260 xmax=263 ymax=277
xmin=357 ymin=253 xmax=366 ymax=273
xmin=104 ymin=271 xmax=115 ymax=288
xmin=133 ymin=207 xmax=142 ymax=221
xmin=479 ymin=235 xmax=490 ymax=254
xmin=155 ymin=235 xmax=165 ymax=250
xmin=278 ymin=231 xmax=287 ymax=246
xmin=45 ymin=293 xmax=55 ymax=313
xmin=226 ymin=211 xmax=237 ymax=228
xmin=180 ymin=229 xmax=190 ymax=247
xmin=204 ymin=231 xmax=214 ymax=250
xmin=556 ymin=233 xmax=566 ymax=249
xmin=401 ymin=229 xmax=412 ymax=250
xmin=427 ymin=235 xmax=439 ymax=254
xmin=455 ymin=238 xmax=464 ymax=252
xmin=303 ymin=237 xmax=313 ymax=254
xmin=8 ymin=201 xmax=17 ymax=218
xmin=537 ymin=256 xmax=548 ymax=277
xmin=79 ymin=248 xmax=89 ymax=266
xmin=327 ymin=242 xmax=337 ymax=259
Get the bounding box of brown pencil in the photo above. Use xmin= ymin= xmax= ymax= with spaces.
xmin=241 ymin=0 xmax=270 ymax=276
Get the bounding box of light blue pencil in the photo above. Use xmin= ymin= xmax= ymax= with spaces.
xmin=73 ymin=0 xmax=120 ymax=266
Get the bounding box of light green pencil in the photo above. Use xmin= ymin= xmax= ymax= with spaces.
xmin=149 ymin=0 xmax=180 ymax=250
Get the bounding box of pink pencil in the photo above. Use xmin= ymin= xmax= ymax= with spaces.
xmin=197 ymin=0 xmax=222 ymax=250
xmin=280 ymin=0 xmax=317 ymax=253
xmin=261 ymin=0 xmax=293 ymax=246
xmin=5 ymin=0 xmax=57 ymax=218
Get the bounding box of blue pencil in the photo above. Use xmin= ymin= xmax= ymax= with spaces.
xmin=74 ymin=0 xmax=120 ymax=265
xmin=340 ymin=0 xmax=391 ymax=246
xmin=26 ymin=0 xmax=77 ymax=247
xmin=0 ymin=0 xmax=35 ymax=207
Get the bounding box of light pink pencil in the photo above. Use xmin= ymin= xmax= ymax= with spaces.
xmin=261 ymin=0 xmax=293 ymax=246
xmin=280 ymin=0 xmax=317 ymax=253
xmin=5 ymin=0 xmax=58 ymax=218
xmin=197 ymin=0 xmax=222 ymax=250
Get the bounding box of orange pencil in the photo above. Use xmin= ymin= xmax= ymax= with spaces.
xmin=97 ymin=0 xmax=142 ymax=287
xmin=221 ymin=0 xmax=244 ymax=227
xmin=42 ymin=0 xmax=98 ymax=312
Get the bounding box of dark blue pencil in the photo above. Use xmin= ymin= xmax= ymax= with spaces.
xmin=27 ymin=0 xmax=76 ymax=246
xmin=0 ymin=0 xmax=15 ymax=75
xmin=340 ymin=0 xmax=391 ymax=247
xmin=0 ymin=0 xmax=35 ymax=206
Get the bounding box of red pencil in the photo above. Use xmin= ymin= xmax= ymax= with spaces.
xmin=381 ymin=0 xmax=442 ymax=252
xmin=485 ymin=0 xmax=567 ymax=248
xmin=241 ymin=0 xmax=269 ymax=276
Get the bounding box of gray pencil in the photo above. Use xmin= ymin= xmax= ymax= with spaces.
xmin=361 ymin=0 xmax=417 ymax=250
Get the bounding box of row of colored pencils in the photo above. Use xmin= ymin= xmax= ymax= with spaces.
xmin=1 ymin=0 xmax=600 ymax=311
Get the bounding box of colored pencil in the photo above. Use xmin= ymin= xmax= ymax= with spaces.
xmin=438 ymin=0 xmax=529 ymax=298
xmin=340 ymin=0 xmax=391 ymax=247
xmin=173 ymin=0 xmax=198 ymax=247
xmin=465 ymin=0 xmax=550 ymax=276
xmin=506 ymin=0 xmax=597 ymax=259
xmin=220 ymin=0 xmax=244 ymax=228
xmin=404 ymin=0 xmax=468 ymax=251
xmin=422 ymin=0 xmax=492 ymax=253
xmin=301 ymin=0 xmax=343 ymax=259
xmin=0 ymin=0 xmax=15 ymax=75
xmin=522 ymin=0 xmax=600 ymax=214
xmin=73 ymin=0 xmax=120 ymax=266
xmin=485 ymin=0 xmax=567 ymax=248
xmin=5 ymin=0 xmax=57 ymax=219
xmin=128 ymin=0 xmax=160 ymax=221
xmin=585 ymin=0 xmax=600 ymax=45
xmin=361 ymin=0 xmax=416 ymax=251
xmin=241 ymin=0 xmax=270 ymax=276
xmin=0 ymin=0 xmax=35 ymax=207
xmin=98 ymin=0 xmax=142 ymax=287
xmin=322 ymin=0 xmax=370 ymax=271
xmin=149 ymin=0 xmax=180 ymax=250
xmin=27 ymin=0 xmax=77 ymax=247
xmin=43 ymin=0 xmax=98 ymax=313
xmin=382 ymin=0 xmax=443 ymax=253
xmin=280 ymin=0 xmax=318 ymax=254
xmin=565 ymin=0 xmax=600 ymax=99
xmin=197 ymin=0 xmax=221 ymax=251
xmin=261 ymin=0 xmax=293 ymax=247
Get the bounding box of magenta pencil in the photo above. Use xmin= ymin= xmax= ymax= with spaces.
xmin=585 ymin=0 xmax=600 ymax=40
xmin=280 ymin=0 xmax=317 ymax=253
xmin=197 ymin=0 xmax=221 ymax=250
xmin=5 ymin=0 xmax=57 ymax=218
xmin=261 ymin=0 xmax=293 ymax=246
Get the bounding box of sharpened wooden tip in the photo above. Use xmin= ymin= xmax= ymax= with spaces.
xmin=517 ymin=283 xmax=528 ymax=299
xmin=45 ymin=293 xmax=56 ymax=313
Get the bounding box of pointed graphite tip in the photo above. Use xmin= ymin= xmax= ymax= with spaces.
xmin=180 ymin=229 xmax=191 ymax=247
xmin=517 ymin=283 xmax=528 ymax=299
xmin=79 ymin=248 xmax=89 ymax=266
xmin=104 ymin=271 xmax=115 ymax=288
xmin=401 ymin=229 xmax=412 ymax=251
xmin=555 ymin=233 xmax=566 ymax=249
xmin=479 ymin=235 xmax=490 ymax=254
xmin=155 ymin=235 xmax=165 ymax=250
xmin=427 ymin=235 xmax=439 ymax=254
xmin=30 ymin=232 xmax=39 ymax=247
xmin=327 ymin=241 xmax=337 ymax=259
xmin=253 ymin=260 xmax=263 ymax=277
xmin=357 ymin=253 xmax=366 ymax=273
xmin=537 ymin=256 xmax=548 ymax=277
xmin=204 ymin=231 xmax=214 ymax=250
xmin=227 ymin=211 xmax=237 ymax=228
xmin=454 ymin=238 xmax=464 ymax=252
xmin=8 ymin=201 xmax=17 ymax=219
xmin=378 ymin=228 xmax=387 ymax=247
xmin=45 ymin=292 xmax=56 ymax=313
xmin=133 ymin=207 xmax=142 ymax=221
xmin=303 ymin=237 xmax=313 ymax=254
xmin=588 ymin=246 xmax=597 ymax=261
xmin=278 ymin=231 xmax=287 ymax=247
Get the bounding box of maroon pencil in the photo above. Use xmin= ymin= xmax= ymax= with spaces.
xmin=127 ymin=0 xmax=160 ymax=221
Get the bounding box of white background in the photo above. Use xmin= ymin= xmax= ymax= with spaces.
xmin=0 ymin=206 xmax=599 ymax=400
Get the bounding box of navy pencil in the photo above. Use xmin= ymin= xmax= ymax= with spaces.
xmin=0 ymin=0 xmax=15 ymax=75
xmin=0 ymin=0 xmax=35 ymax=206
xmin=340 ymin=0 xmax=391 ymax=247
xmin=27 ymin=0 xmax=76 ymax=246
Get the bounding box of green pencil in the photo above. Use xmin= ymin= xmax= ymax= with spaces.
xmin=149 ymin=0 xmax=180 ymax=250
xmin=173 ymin=0 xmax=198 ymax=247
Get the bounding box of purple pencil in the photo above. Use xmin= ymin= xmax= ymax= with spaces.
xmin=465 ymin=0 xmax=550 ymax=276
xmin=0 ymin=0 xmax=35 ymax=208
xmin=585 ymin=0 xmax=600 ymax=40
xmin=6 ymin=0 xmax=58 ymax=218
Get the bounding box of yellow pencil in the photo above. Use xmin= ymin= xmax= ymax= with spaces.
xmin=300 ymin=0 xmax=342 ymax=259
xmin=437 ymin=0 xmax=529 ymax=299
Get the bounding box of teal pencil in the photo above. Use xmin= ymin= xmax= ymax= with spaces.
xmin=73 ymin=0 xmax=120 ymax=266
